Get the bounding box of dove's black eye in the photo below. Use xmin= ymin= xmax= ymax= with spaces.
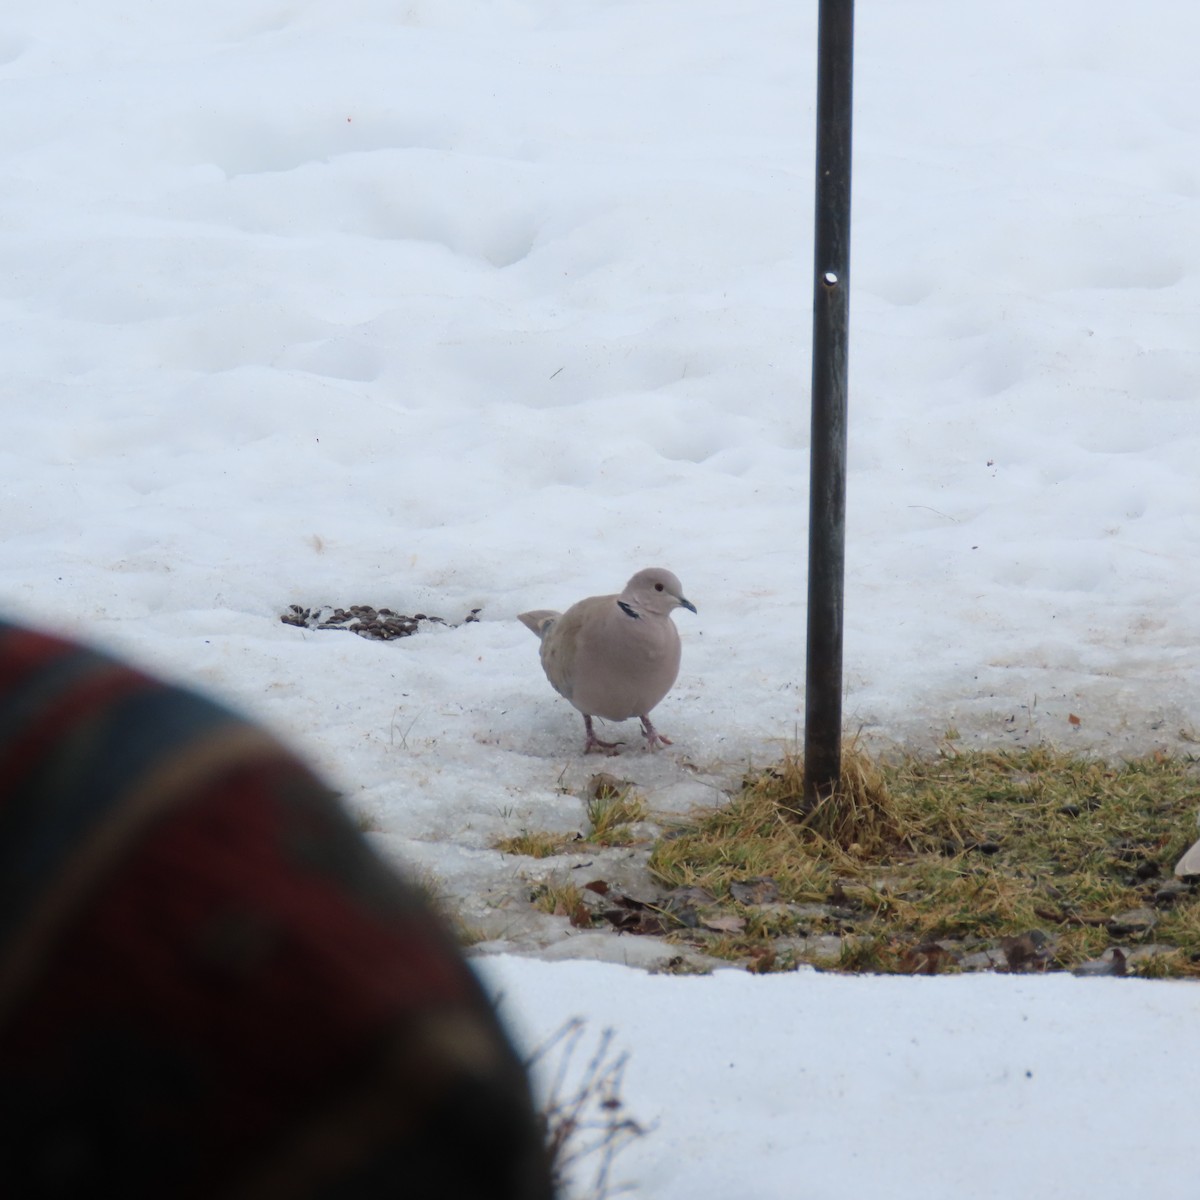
xmin=655 ymin=583 xmax=664 ymax=591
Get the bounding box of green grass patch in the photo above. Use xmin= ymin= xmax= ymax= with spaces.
xmin=649 ymin=745 xmax=1200 ymax=976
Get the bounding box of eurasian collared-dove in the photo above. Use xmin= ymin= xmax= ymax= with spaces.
xmin=518 ymin=567 xmax=696 ymax=754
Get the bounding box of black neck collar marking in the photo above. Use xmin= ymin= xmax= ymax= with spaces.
xmin=617 ymin=601 xmax=641 ymax=620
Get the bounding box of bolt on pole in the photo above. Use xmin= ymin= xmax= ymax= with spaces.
xmin=804 ymin=0 xmax=854 ymax=805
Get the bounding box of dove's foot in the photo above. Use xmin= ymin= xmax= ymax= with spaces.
xmin=583 ymin=715 xmax=624 ymax=755
xmin=584 ymin=737 xmax=623 ymax=756
xmin=640 ymin=716 xmax=673 ymax=751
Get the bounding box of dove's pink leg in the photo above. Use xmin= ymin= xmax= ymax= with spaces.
xmin=583 ymin=715 xmax=623 ymax=755
xmin=639 ymin=715 xmax=673 ymax=750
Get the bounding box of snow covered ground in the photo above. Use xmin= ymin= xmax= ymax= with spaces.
xmin=482 ymin=955 xmax=1200 ymax=1200
xmin=4 ymin=1 xmax=1200 ymax=1194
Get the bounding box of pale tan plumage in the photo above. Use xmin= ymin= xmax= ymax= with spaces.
xmin=519 ymin=568 xmax=696 ymax=754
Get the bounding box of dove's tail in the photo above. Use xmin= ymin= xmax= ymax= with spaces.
xmin=518 ymin=610 xmax=559 ymax=639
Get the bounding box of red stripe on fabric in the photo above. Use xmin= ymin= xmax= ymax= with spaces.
xmin=4 ymin=756 xmax=474 ymax=1168
xmin=0 ymin=626 xmax=78 ymax=690
xmin=0 ymin=657 xmax=157 ymax=798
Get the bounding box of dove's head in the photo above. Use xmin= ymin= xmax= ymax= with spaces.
xmin=622 ymin=568 xmax=697 ymax=617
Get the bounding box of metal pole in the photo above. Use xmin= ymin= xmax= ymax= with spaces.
xmin=804 ymin=0 xmax=854 ymax=804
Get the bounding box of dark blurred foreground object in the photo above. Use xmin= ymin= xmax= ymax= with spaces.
xmin=0 ymin=621 xmax=554 ymax=1199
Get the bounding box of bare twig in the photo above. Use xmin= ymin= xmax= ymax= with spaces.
xmin=528 ymin=1019 xmax=651 ymax=1199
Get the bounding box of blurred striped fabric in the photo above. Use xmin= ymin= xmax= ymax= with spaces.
xmin=0 ymin=621 xmax=553 ymax=1199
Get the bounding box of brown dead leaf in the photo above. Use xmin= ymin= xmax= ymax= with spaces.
xmin=699 ymin=913 xmax=746 ymax=935
xmin=554 ymin=898 xmax=594 ymax=928
xmin=1000 ymin=930 xmax=1053 ymax=972
xmin=663 ymin=886 xmax=717 ymax=908
xmin=728 ymin=877 xmax=781 ymax=906
xmin=593 ymin=886 xmax=673 ymax=936
xmin=661 ymin=886 xmax=716 ymax=929
xmin=746 ymin=946 xmax=777 ymax=974
xmin=601 ymin=908 xmax=670 ymax=936
xmin=588 ymin=772 xmax=632 ymax=800
xmin=899 ymin=942 xmax=957 ymax=975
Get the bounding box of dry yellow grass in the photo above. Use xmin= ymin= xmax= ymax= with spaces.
xmin=649 ymin=744 xmax=1200 ymax=975
xmin=587 ymin=788 xmax=649 ymax=846
xmin=495 ymin=830 xmax=575 ymax=859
